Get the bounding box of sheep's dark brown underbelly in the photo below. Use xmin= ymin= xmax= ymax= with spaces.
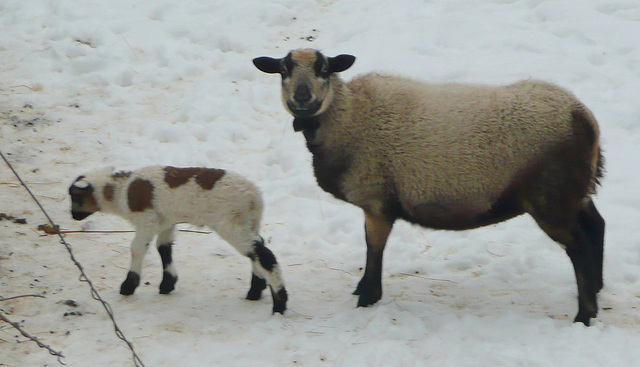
xmin=394 ymin=188 xmax=525 ymax=230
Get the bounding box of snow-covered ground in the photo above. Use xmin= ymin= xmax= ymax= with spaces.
xmin=2 ymin=0 xmax=640 ymax=366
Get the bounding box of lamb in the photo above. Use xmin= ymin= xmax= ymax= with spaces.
xmin=253 ymin=48 xmax=605 ymax=325
xmin=68 ymin=165 xmax=288 ymax=314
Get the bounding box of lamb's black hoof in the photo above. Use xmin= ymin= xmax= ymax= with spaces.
xmin=159 ymin=272 xmax=177 ymax=294
xmin=120 ymin=271 xmax=140 ymax=295
xmin=271 ymin=288 xmax=288 ymax=314
xmin=246 ymin=274 xmax=267 ymax=301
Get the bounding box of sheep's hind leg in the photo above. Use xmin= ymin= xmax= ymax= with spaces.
xmin=121 ymin=230 xmax=155 ymax=295
xmin=578 ymin=198 xmax=605 ymax=292
xmin=246 ymin=237 xmax=288 ymax=314
xmin=354 ymin=212 xmax=393 ymax=307
xmin=564 ymin=226 xmax=599 ymax=325
xmin=157 ymin=225 xmax=178 ymax=294
xmin=530 ymin=204 xmax=598 ymax=326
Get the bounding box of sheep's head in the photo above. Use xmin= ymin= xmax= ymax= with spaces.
xmin=68 ymin=175 xmax=99 ymax=220
xmin=253 ymin=49 xmax=355 ymax=118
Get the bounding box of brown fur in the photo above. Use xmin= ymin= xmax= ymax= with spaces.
xmin=163 ymin=166 xmax=225 ymax=190
xmin=127 ymin=178 xmax=154 ymax=212
xmin=103 ymin=184 xmax=115 ymax=201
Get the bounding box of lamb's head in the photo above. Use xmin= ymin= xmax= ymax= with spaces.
xmin=69 ymin=175 xmax=99 ymax=220
xmin=253 ymin=49 xmax=355 ymax=118
xmin=68 ymin=167 xmax=121 ymax=220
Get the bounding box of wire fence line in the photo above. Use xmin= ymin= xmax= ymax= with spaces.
xmin=1 ymin=150 xmax=146 ymax=367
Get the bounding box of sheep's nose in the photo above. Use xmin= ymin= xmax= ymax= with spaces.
xmin=293 ymin=85 xmax=312 ymax=103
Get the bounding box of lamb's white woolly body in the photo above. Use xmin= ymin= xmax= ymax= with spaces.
xmin=88 ymin=167 xmax=262 ymax=248
xmin=69 ymin=166 xmax=287 ymax=314
xmin=254 ymin=48 xmax=605 ymax=325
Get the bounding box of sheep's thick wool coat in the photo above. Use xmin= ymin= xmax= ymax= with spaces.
xmin=314 ymin=76 xmax=601 ymax=227
xmin=255 ymin=48 xmax=603 ymax=323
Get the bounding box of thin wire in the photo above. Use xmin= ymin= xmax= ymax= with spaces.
xmin=1 ymin=150 xmax=146 ymax=367
xmin=0 ymin=312 xmax=66 ymax=364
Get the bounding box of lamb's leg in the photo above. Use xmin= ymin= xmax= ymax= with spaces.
xmin=246 ymin=270 xmax=267 ymax=301
xmin=157 ymin=225 xmax=178 ymax=294
xmin=245 ymin=237 xmax=288 ymax=314
xmin=120 ymin=230 xmax=155 ymax=295
xmin=354 ymin=212 xmax=393 ymax=307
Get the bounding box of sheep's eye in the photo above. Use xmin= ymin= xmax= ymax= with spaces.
xmin=314 ymin=57 xmax=330 ymax=78
xmin=281 ymin=55 xmax=294 ymax=77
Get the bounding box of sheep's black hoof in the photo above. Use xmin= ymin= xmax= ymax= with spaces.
xmin=574 ymin=309 xmax=596 ymax=326
xmin=159 ymin=272 xmax=177 ymax=294
xmin=246 ymin=274 xmax=267 ymax=301
xmin=120 ymin=271 xmax=140 ymax=295
xmin=353 ymin=278 xmax=381 ymax=306
xmin=355 ymin=283 xmax=382 ymax=307
xmin=271 ymin=287 xmax=288 ymax=315
xmin=357 ymin=293 xmax=381 ymax=308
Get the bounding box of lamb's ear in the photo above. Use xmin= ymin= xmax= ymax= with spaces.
xmin=253 ymin=57 xmax=282 ymax=74
xmin=328 ymin=54 xmax=356 ymax=73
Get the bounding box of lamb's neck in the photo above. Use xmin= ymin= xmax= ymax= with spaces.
xmin=97 ymin=177 xmax=128 ymax=215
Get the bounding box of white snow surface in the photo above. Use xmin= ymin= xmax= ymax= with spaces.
xmin=1 ymin=0 xmax=640 ymax=366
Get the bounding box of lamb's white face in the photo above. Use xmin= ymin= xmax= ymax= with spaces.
xmin=69 ymin=175 xmax=99 ymax=220
xmin=253 ymin=49 xmax=356 ymax=119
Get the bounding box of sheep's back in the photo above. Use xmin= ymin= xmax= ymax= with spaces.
xmin=345 ymin=75 xmax=592 ymax=213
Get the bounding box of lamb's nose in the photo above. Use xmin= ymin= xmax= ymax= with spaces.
xmin=294 ymin=85 xmax=312 ymax=103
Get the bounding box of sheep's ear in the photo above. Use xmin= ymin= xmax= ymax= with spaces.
xmin=253 ymin=57 xmax=282 ymax=74
xmin=328 ymin=54 xmax=356 ymax=73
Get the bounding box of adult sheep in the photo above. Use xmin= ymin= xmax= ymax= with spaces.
xmin=69 ymin=166 xmax=288 ymax=314
xmin=253 ymin=48 xmax=605 ymax=325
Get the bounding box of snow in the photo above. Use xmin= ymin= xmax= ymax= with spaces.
xmin=1 ymin=0 xmax=639 ymax=366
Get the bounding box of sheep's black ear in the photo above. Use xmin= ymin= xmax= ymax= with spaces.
xmin=328 ymin=54 xmax=356 ymax=73
xmin=253 ymin=57 xmax=282 ymax=74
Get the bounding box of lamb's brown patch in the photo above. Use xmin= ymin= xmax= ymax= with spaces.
xmin=103 ymin=184 xmax=115 ymax=201
xmin=128 ymin=179 xmax=154 ymax=212
xmin=163 ymin=166 xmax=225 ymax=190
xmin=164 ymin=167 xmax=200 ymax=188
xmin=195 ymin=168 xmax=225 ymax=190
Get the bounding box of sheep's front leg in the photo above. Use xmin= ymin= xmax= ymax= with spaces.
xmin=354 ymin=212 xmax=393 ymax=307
xmin=120 ymin=230 xmax=155 ymax=295
xmin=157 ymin=225 xmax=178 ymax=294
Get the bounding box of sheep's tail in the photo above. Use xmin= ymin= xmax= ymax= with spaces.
xmin=572 ymin=106 xmax=604 ymax=195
